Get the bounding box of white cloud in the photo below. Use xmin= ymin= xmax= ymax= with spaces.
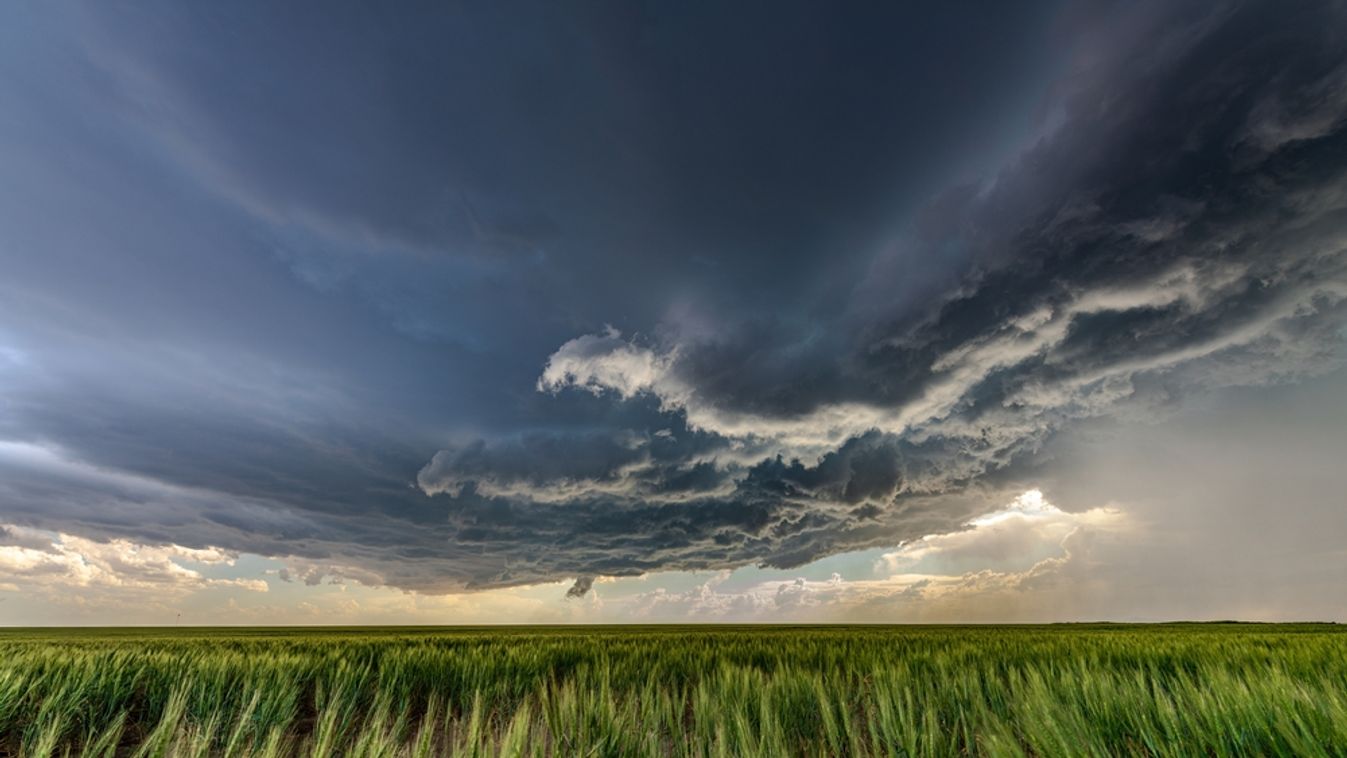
xmin=876 ymin=489 xmax=1123 ymax=575
xmin=535 ymin=329 xmax=901 ymax=459
xmin=418 ymin=447 xmax=737 ymax=504
xmin=535 ymin=259 xmax=1343 ymax=470
xmin=273 ymin=557 xmax=389 ymax=589
xmin=537 ymin=327 xmax=678 ymax=401
xmin=0 ymin=523 xmax=267 ymax=595
xmin=603 ymin=490 xmax=1129 ymax=622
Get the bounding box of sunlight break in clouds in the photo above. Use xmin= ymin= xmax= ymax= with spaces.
xmin=596 ymin=489 xmax=1129 ymax=623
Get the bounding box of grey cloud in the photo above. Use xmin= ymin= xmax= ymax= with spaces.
xmin=0 ymin=525 xmax=59 ymax=554
xmin=565 ymin=577 xmax=594 ymax=599
xmin=417 ymin=423 xmax=735 ymax=503
xmin=2 ymin=0 xmax=1346 ymax=600
xmin=420 ymin=0 xmax=1347 ymax=586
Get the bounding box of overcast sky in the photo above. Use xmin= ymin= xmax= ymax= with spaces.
xmin=2 ymin=0 xmax=1346 ymax=624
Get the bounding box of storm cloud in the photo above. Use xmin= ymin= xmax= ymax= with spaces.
xmin=1 ymin=0 xmax=1345 ymax=598
xmin=423 ymin=0 xmax=1347 ymax=590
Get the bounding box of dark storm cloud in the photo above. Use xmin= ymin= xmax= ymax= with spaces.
xmin=65 ymin=1 xmax=1060 ymax=327
xmin=427 ymin=0 xmax=1347 ymax=591
xmin=417 ymin=419 xmax=731 ymax=502
xmin=565 ymin=577 xmax=595 ymax=599
xmin=1 ymin=0 xmax=1345 ymax=595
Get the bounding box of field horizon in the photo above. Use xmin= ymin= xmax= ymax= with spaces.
xmin=2 ymin=620 xmax=1345 ymax=630
xmin=5 ymin=623 xmax=1347 ymax=756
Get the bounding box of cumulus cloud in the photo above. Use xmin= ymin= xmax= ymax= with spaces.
xmin=0 ymin=523 xmax=266 ymax=595
xmin=274 ymin=559 xmax=387 ymax=589
xmin=604 ymin=490 xmax=1126 ymax=622
xmin=876 ymin=490 xmax=1122 ymax=577
xmin=538 ymin=328 xmax=677 ymax=401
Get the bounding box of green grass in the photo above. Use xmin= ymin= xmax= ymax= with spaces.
xmin=1 ymin=624 xmax=1345 ymax=756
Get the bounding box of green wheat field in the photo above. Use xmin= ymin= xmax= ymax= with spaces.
xmin=3 ymin=624 xmax=1346 ymax=757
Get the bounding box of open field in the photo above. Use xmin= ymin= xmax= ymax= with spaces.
xmin=2 ymin=624 xmax=1346 ymax=756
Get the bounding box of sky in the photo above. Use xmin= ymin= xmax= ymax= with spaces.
xmin=1 ymin=0 xmax=1346 ymax=624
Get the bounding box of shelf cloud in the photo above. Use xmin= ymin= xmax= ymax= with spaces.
xmin=0 ymin=0 xmax=1345 ymax=614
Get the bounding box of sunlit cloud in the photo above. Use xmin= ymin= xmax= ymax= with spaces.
xmin=581 ymin=490 xmax=1129 ymax=622
xmin=0 ymin=523 xmax=266 ymax=596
